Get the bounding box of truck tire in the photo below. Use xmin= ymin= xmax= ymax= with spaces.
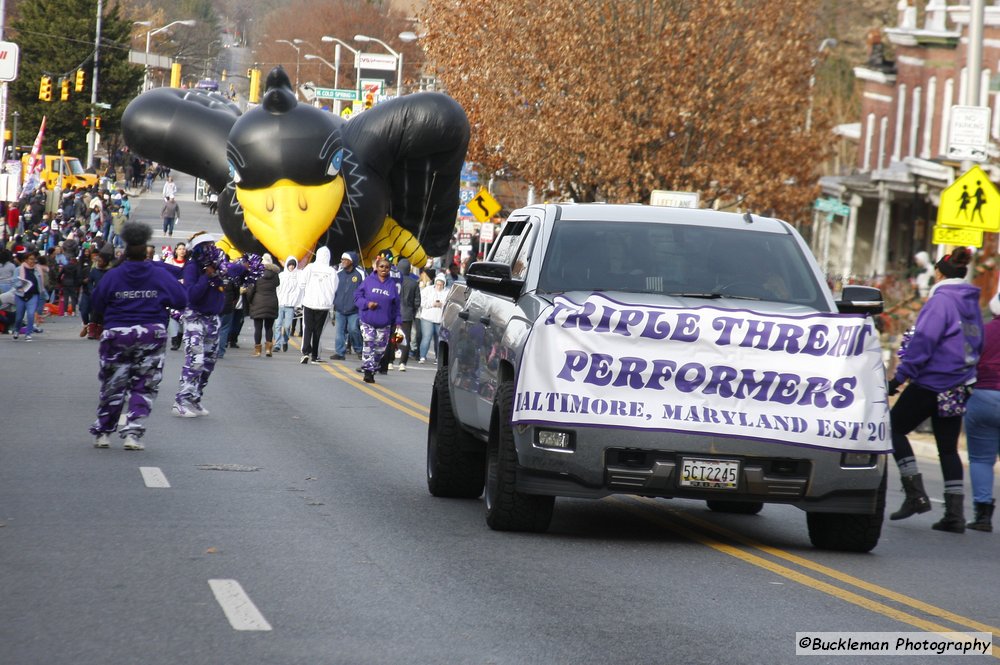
xmin=706 ymin=500 xmax=764 ymax=515
xmin=427 ymin=364 xmax=485 ymax=498
xmin=484 ymin=382 xmax=554 ymax=532
xmin=806 ymin=468 xmax=886 ymax=553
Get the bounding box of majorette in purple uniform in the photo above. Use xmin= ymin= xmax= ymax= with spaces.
xmin=88 ymin=222 xmax=188 ymax=450
xmin=172 ymin=232 xmax=259 ymax=417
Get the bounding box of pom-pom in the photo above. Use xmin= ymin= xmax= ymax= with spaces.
xmin=897 ymin=326 xmax=915 ymax=360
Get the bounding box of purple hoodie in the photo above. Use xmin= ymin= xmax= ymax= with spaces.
xmin=355 ymin=271 xmax=401 ymax=328
xmin=181 ymin=259 xmax=243 ymax=315
xmin=894 ymin=280 xmax=984 ymax=392
xmin=91 ymin=260 xmax=188 ymax=328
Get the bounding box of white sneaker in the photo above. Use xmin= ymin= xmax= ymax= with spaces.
xmin=94 ymin=433 xmax=111 ymax=449
xmin=172 ymin=403 xmax=198 ymax=418
xmin=188 ymin=402 xmax=210 ymax=416
xmin=398 ymin=363 xmax=407 ymax=372
xmin=123 ymin=434 xmax=144 ymax=451
xmin=418 ymin=358 xmax=426 ymax=364
xmin=387 ymin=363 xmax=395 ymax=371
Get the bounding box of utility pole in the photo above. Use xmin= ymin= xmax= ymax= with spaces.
xmin=86 ymin=0 xmax=102 ymax=170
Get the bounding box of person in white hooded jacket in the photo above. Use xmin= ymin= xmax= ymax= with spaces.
xmin=297 ymin=246 xmax=338 ymax=364
xmin=274 ymin=255 xmax=304 ymax=353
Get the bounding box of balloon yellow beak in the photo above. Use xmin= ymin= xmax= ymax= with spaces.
xmin=236 ymin=177 xmax=345 ymax=262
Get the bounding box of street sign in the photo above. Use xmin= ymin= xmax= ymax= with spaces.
xmin=313 ymin=87 xmax=358 ymax=101
xmin=947 ymin=105 xmax=991 ymax=162
xmin=340 ymin=106 xmax=353 ymax=120
xmin=468 ymin=188 xmax=501 ymax=223
xmin=932 ymin=225 xmax=984 ymax=248
xmin=358 ymin=52 xmax=396 ymax=71
xmin=813 ymin=197 xmax=851 ymax=217
xmin=936 ymin=165 xmax=1000 ymax=232
xmin=0 ymin=41 xmax=20 ymax=82
xmin=650 ymin=190 xmax=699 ymax=208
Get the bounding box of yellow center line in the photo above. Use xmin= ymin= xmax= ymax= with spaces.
xmin=644 ymin=500 xmax=1000 ymax=637
xmin=289 ymin=339 xmax=429 ymax=423
xmin=614 ymin=497 xmax=999 ymax=652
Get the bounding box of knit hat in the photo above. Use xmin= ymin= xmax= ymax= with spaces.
xmin=936 ymin=247 xmax=972 ymax=278
xmin=341 ymin=252 xmax=352 ymax=261
xmin=262 ymin=252 xmax=275 ymax=266
xmin=434 ymin=272 xmax=447 ymax=283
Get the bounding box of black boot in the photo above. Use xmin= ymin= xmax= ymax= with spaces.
xmin=931 ymin=493 xmax=966 ymax=533
xmin=363 ymin=371 xmax=375 ymax=384
xmin=967 ymin=499 xmax=995 ymax=532
xmin=890 ymin=473 xmax=932 ymax=520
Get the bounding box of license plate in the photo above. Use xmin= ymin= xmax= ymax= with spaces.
xmin=679 ymin=457 xmax=740 ymax=490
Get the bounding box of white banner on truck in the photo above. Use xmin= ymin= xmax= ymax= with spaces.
xmin=512 ymin=294 xmax=891 ymax=453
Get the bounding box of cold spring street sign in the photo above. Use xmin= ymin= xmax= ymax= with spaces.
xmin=936 ymin=165 xmax=1000 ymax=233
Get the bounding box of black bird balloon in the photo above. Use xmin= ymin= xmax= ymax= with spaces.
xmin=121 ymin=67 xmax=470 ymax=268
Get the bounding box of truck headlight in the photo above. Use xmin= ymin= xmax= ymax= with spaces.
xmin=535 ymin=430 xmax=575 ymax=452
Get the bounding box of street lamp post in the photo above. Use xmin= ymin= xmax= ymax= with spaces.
xmin=354 ymin=34 xmax=402 ymax=98
xmin=276 ymin=39 xmax=302 ymax=98
xmin=140 ymin=19 xmax=197 ymax=92
xmin=322 ymin=36 xmax=360 ymax=96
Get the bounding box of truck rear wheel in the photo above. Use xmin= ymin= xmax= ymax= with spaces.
xmin=806 ymin=469 xmax=886 ymax=553
xmin=484 ymin=382 xmax=554 ymax=532
xmin=427 ymin=364 xmax=485 ymax=498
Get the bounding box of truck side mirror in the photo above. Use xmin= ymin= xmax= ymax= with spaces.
xmin=836 ymin=285 xmax=883 ymax=315
xmin=465 ymin=261 xmax=524 ymax=299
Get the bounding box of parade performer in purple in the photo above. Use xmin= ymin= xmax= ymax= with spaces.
xmin=172 ymin=233 xmax=258 ymax=417
xmin=354 ymin=255 xmax=401 ymax=384
xmin=173 ymin=233 xmax=235 ymax=417
xmin=88 ymin=222 xmax=188 ymax=450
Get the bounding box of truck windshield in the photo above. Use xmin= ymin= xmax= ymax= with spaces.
xmin=63 ymin=158 xmax=87 ymax=176
xmin=537 ymin=220 xmax=826 ymax=309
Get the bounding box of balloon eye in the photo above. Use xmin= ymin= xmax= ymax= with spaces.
xmin=228 ymin=162 xmax=242 ymax=184
xmin=327 ymin=149 xmax=344 ymax=177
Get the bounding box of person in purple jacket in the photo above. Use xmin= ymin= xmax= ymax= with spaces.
xmin=354 ymin=255 xmax=401 ymax=384
xmin=887 ymin=247 xmax=984 ymax=533
xmin=172 ymin=232 xmax=242 ymax=418
xmin=88 ymin=222 xmax=188 ymax=450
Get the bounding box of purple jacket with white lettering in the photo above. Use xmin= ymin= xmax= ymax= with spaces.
xmin=354 ymin=272 xmax=401 ymax=328
xmin=91 ymin=260 xmax=188 ymax=329
xmin=894 ymin=279 xmax=983 ymax=392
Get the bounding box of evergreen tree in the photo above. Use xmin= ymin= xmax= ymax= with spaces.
xmin=9 ymin=0 xmax=143 ymax=166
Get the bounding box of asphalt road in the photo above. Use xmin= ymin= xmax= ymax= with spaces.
xmin=1 ymin=173 xmax=998 ymax=664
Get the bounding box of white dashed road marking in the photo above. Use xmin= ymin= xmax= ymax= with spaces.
xmin=208 ymin=579 xmax=273 ymax=631
xmin=139 ymin=467 xmax=171 ymax=488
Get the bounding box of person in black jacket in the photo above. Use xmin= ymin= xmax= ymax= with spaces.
xmin=58 ymin=244 xmax=83 ymax=316
xmin=394 ymin=258 xmax=421 ymax=372
xmin=246 ymin=253 xmax=280 ymax=357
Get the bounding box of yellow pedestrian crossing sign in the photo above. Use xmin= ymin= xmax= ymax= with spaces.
xmin=936 ymin=165 xmax=1000 ymax=232
xmin=468 ymin=187 xmax=501 ymax=223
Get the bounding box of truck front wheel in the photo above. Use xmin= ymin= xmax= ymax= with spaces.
xmin=484 ymin=382 xmax=554 ymax=532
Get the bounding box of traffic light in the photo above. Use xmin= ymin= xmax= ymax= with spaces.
xmin=60 ymin=77 xmax=70 ymax=101
xmin=248 ymin=68 xmax=261 ymax=103
xmin=38 ymin=76 xmax=53 ymax=101
xmin=74 ymin=69 xmax=85 ymax=92
xmin=94 ymin=116 xmax=102 ymax=131
xmin=364 ymin=92 xmax=374 ymax=110
xmin=170 ymin=63 xmax=182 ymax=88
xmin=57 ymin=139 xmax=65 ymax=152
xmin=82 ymin=117 xmax=89 ymax=128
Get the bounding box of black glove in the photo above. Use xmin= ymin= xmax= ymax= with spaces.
xmin=887 ymin=378 xmax=902 ymax=396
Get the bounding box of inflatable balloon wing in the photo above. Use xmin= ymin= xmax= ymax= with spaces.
xmin=122 ymin=67 xmax=470 ymax=268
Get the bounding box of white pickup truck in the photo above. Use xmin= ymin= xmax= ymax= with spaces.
xmin=428 ymin=203 xmax=890 ymax=552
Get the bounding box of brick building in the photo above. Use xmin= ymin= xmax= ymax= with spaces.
xmin=820 ymin=0 xmax=999 ymax=300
